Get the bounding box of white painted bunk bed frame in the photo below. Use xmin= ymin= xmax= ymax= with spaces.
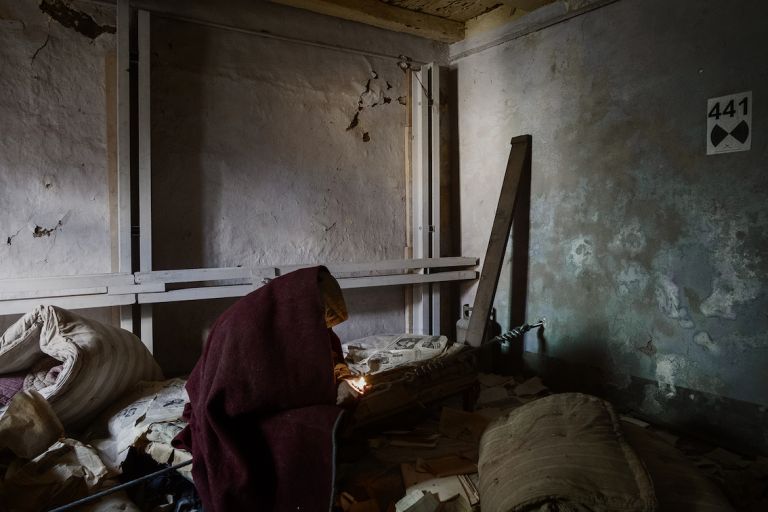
xmin=0 ymin=3 xmax=477 ymax=353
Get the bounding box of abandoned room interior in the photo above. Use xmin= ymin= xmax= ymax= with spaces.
xmin=0 ymin=0 xmax=766 ymax=510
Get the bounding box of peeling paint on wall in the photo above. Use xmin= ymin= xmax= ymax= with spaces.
xmin=39 ymin=0 xmax=115 ymax=40
xmin=693 ymin=331 xmax=720 ymax=354
xmin=345 ymin=69 xmax=403 ymax=139
xmin=32 ymin=213 xmax=67 ymax=238
xmin=699 ymin=214 xmax=762 ymax=319
xmin=654 ymin=275 xmax=693 ymax=328
xmin=566 ymin=235 xmax=595 ymax=274
xmin=0 ymin=0 xmax=115 ymax=332
xmin=637 ymin=337 xmax=656 ymax=358
xmin=656 ymin=354 xmax=686 ymax=398
xmin=615 ymin=262 xmax=649 ymax=296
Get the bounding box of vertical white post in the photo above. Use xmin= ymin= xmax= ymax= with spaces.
xmin=411 ymin=64 xmax=442 ymax=335
xmin=138 ymin=10 xmax=153 ymax=352
xmin=411 ymin=67 xmax=430 ymax=334
xmin=429 ymin=66 xmax=441 ymax=335
xmin=117 ymin=0 xmax=133 ymax=332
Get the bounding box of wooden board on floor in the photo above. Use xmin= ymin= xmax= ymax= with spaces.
xmin=464 ymin=135 xmax=531 ymax=347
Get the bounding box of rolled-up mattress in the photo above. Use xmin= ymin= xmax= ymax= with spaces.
xmin=478 ymin=392 xmax=656 ymax=512
xmin=0 ymin=305 xmax=163 ymax=431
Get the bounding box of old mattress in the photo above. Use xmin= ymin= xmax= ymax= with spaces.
xmin=478 ymin=392 xmax=657 ymax=512
xmin=0 ymin=305 xmax=163 ymax=431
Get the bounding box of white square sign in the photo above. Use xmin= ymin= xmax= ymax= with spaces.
xmin=707 ymin=91 xmax=752 ymax=155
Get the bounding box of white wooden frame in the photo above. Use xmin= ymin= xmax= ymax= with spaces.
xmin=0 ymin=258 xmax=477 ymax=317
xmin=411 ymin=63 xmax=442 ymax=335
xmin=0 ymin=18 xmax=472 ymax=352
xmin=138 ymin=9 xmax=153 ymax=351
xmin=116 ymin=0 xmax=133 ymax=331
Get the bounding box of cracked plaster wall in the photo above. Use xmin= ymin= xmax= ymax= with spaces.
xmin=0 ymin=0 xmax=116 ymax=331
xmin=456 ymin=0 xmax=768 ymax=445
xmin=0 ymin=0 xmax=446 ymax=374
xmin=150 ymin=14 xmax=443 ymax=373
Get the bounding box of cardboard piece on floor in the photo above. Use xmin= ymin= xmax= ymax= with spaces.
xmin=477 ymin=373 xmax=515 ymax=388
xmin=439 ymin=408 xmax=490 ymax=443
xmin=340 ymin=492 xmax=381 ymax=512
xmin=402 ymin=462 xmax=435 ymax=489
xmin=476 ymin=386 xmax=510 ymax=405
xmin=340 ymin=492 xmax=356 ymax=510
xmin=439 ymin=494 xmax=472 ymax=512
xmin=706 ymin=447 xmax=751 ymax=469
xmin=653 ymin=429 xmax=679 ymax=447
xmin=417 ymin=455 xmax=477 ymax=478
xmin=513 ymin=376 xmax=547 ymax=396
xmin=351 ymin=500 xmax=381 ymax=512
xmin=388 ymin=431 xmax=440 ymax=448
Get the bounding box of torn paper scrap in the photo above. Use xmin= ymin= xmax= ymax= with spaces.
xmin=0 ymin=389 xmax=63 ymax=459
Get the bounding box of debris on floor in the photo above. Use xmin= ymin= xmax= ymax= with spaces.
xmin=395 ymin=489 xmax=441 ymax=512
xmin=336 ymin=371 xmax=549 ymax=511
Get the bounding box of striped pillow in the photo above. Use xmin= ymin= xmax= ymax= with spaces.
xmin=0 ymin=306 xmax=163 ymax=432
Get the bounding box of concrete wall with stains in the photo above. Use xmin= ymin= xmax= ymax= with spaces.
xmin=0 ymin=0 xmax=447 ymax=374
xmin=148 ymin=10 xmax=444 ymax=373
xmin=455 ymin=0 xmax=768 ymax=450
xmin=0 ymin=0 xmax=116 ymax=331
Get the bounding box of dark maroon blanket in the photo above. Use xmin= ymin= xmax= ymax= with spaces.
xmin=173 ymin=266 xmax=346 ymax=511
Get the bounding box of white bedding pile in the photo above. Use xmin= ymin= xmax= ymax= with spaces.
xmin=0 ymin=305 xmax=163 ymax=431
xmin=342 ymin=334 xmax=462 ymax=375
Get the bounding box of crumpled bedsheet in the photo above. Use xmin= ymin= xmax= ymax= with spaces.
xmin=0 ymin=306 xmax=163 ymax=432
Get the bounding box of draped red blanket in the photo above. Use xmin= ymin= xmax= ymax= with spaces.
xmin=173 ymin=266 xmax=345 ymax=511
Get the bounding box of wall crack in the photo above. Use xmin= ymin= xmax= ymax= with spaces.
xmin=31 ymin=20 xmax=51 ymax=63
xmin=6 ymin=228 xmax=22 ymax=247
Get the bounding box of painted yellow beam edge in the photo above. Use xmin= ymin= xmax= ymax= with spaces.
xmin=270 ymin=0 xmax=465 ymax=43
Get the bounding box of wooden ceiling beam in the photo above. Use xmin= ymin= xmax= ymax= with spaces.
xmin=496 ymin=0 xmax=554 ymax=11
xmin=270 ymin=0 xmax=465 ymax=43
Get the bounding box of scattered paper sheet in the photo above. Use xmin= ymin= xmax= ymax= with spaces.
xmin=395 ymin=490 xmax=441 ymax=512
xmin=405 ymin=475 xmax=479 ymax=505
xmin=476 ymin=386 xmax=510 ymax=405
xmin=439 ymin=408 xmax=490 ymax=443
xmin=0 ymin=438 xmax=109 ymax=511
xmin=89 ymin=378 xmax=188 ymax=469
xmin=513 ymin=376 xmax=548 ymax=396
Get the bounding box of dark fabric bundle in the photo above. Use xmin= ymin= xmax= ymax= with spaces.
xmin=173 ymin=266 xmax=348 ymax=512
